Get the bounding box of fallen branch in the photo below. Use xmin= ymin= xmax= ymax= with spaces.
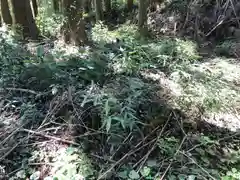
xmin=0 ymin=137 xmax=28 ymax=161
xmin=22 ymin=129 xmax=80 ymax=146
xmin=180 ymin=151 xmax=216 ymax=180
xmin=160 ymin=135 xmax=187 ymax=180
xmin=0 ymin=88 xmax=40 ymax=95
xmin=97 ymin=136 xmax=159 ymax=180
xmin=135 ymin=113 xmax=172 ymax=170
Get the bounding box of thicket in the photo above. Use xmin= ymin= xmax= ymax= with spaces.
xmin=0 ymin=0 xmax=240 ymax=180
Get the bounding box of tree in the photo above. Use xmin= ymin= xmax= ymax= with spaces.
xmin=95 ymin=0 xmax=103 ymax=21
xmin=61 ymin=0 xmax=87 ymax=45
xmin=10 ymin=0 xmax=39 ymax=39
xmin=83 ymin=0 xmax=91 ymax=13
xmin=31 ymin=0 xmax=38 ymax=17
xmin=1 ymin=0 xmax=12 ymax=25
xmin=53 ymin=0 xmax=60 ymax=12
xmin=138 ymin=0 xmax=148 ymax=33
xmin=104 ymin=0 xmax=111 ymax=12
xmin=127 ymin=0 xmax=133 ymax=11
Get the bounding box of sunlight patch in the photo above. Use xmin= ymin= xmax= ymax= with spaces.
xmin=204 ymin=112 xmax=240 ymax=132
xmin=141 ymin=70 xmax=183 ymax=97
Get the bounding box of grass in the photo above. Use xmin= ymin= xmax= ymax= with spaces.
xmin=1 ymin=22 xmax=240 ymax=180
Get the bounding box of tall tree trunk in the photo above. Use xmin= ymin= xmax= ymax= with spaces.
xmin=11 ymin=0 xmax=39 ymax=39
xmin=1 ymin=0 xmax=12 ymax=24
xmin=59 ymin=0 xmax=64 ymax=12
xmin=83 ymin=0 xmax=91 ymax=13
xmin=53 ymin=0 xmax=60 ymax=12
xmin=104 ymin=0 xmax=111 ymax=12
xmin=95 ymin=0 xmax=103 ymax=21
xmin=61 ymin=0 xmax=87 ymax=45
xmin=127 ymin=0 xmax=133 ymax=11
xmin=31 ymin=0 xmax=38 ymax=17
xmin=138 ymin=0 xmax=148 ymax=33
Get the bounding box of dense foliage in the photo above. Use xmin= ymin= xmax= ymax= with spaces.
xmin=0 ymin=0 xmax=240 ymax=180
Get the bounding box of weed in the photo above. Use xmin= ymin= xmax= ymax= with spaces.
xmin=215 ymin=40 xmax=240 ymax=57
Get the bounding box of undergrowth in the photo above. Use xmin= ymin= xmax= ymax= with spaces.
xmin=1 ymin=22 xmax=240 ymax=180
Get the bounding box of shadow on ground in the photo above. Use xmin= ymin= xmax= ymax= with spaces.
xmin=0 ymin=30 xmax=240 ymax=179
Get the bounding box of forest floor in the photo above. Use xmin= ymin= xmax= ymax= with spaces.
xmin=0 ymin=23 xmax=240 ymax=180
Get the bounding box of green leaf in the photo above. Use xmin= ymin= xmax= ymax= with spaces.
xmin=129 ymin=78 xmax=144 ymax=90
xmin=232 ymin=168 xmax=237 ymax=173
xmin=51 ymin=86 xmax=58 ymax=95
xmin=178 ymin=174 xmax=186 ymax=180
xmin=140 ymin=166 xmax=151 ymax=177
xmin=201 ymin=157 xmax=210 ymax=165
xmin=128 ymin=170 xmax=140 ymax=179
xmin=118 ymin=171 xmax=128 ymax=179
xmin=112 ymin=116 xmax=125 ymax=129
xmin=105 ymin=99 xmax=110 ymax=117
xmin=187 ymin=175 xmax=196 ymax=180
xmin=36 ymin=45 xmax=44 ymax=57
xmin=106 ymin=117 xmax=112 ymax=132
xmin=147 ymin=160 xmax=157 ymax=167
xmin=207 ymin=148 xmax=215 ymax=156
xmin=168 ymin=175 xmax=177 ymax=180
xmin=195 ymin=148 xmax=205 ymax=156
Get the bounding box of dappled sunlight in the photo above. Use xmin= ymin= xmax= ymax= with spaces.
xmin=91 ymin=23 xmax=119 ymax=44
xmin=1 ymin=0 xmax=240 ymax=179
xmin=141 ymin=69 xmax=182 ymax=98
xmin=204 ymin=112 xmax=240 ymax=132
xmin=207 ymin=58 xmax=240 ymax=84
xmin=141 ymin=56 xmax=240 ymax=132
xmin=26 ymin=141 xmax=93 ymax=179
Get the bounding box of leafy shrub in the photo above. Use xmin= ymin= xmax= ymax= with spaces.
xmin=215 ymin=40 xmax=239 ymax=57
xmin=79 ymin=76 xmax=153 ymax=132
xmin=36 ymin=9 xmax=64 ymax=37
xmin=116 ymin=24 xmax=140 ymax=40
xmin=148 ymin=38 xmax=201 ymax=65
xmin=110 ymin=37 xmax=200 ymax=74
xmin=92 ymin=23 xmax=118 ymax=45
xmin=20 ymin=102 xmax=42 ymax=125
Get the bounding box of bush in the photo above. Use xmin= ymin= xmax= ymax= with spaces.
xmin=215 ymin=40 xmax=240 ymax=57
xmin=36 ymin=9 xmax=64 ymax=37
xmin=79 ymin=76 xmax=153 ymax=132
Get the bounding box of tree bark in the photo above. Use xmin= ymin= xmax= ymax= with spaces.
xmin=138 ymin=0 xmax=148 ymax=32
xmin=1 ymin=0 xmax=12 ymax=24
xmin=11 ymin=0 xmax=39 ymax=39
xmin=53 ymin=0 xmax=60 ymax=12
xmin=61 ymin=0 xmax=87 ymax=45
xmin=83 ymin=0 xmax=91 ymax=13
xmin=31 ymin=0 xmax=38 ymax=17
xmin=127 ymin=0 xmax=133 ymax=11
xmin=95 ymin=0 xmax=103 ymax=21
xmin=104 ymin=0 xmax=111 ymax=12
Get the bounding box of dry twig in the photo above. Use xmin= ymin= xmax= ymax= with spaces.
xmin=22 ymin=129 xmax=80 ymax=146
xmin=135 ymin=113 xmax=172 ymax=171
xmin=159 ymin=135 xmax=187 ymax=180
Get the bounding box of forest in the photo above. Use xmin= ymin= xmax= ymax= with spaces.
xmin=0 ymin=0 xmax=240 ymax=179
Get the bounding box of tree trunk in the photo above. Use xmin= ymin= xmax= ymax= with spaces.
xmin=127 ymin=0 xmax=133 ymax=11
xmin=53 ymin=0 xmax=60 ymax=12
xmin=104 ymin=0 xmax=111 ymax=12
xmin=95 ymin=0 xmax=103 ymax=21
xmin=1 ymin=0 xmax=12 ymax=24
xmin=61 ymin=0 xmax=87 ymax=45
xmin=31 ymin=0 xmax=38 ymax=17
xmin=83 ymin=0 xmax=91 ymax=13
xmin=11 ymin=0 xmax=39 ymax=39
xmin=138 ymin=0 xmax=148 ymax=33
xmin=0 ymin=13 xmax=2 ymax=26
